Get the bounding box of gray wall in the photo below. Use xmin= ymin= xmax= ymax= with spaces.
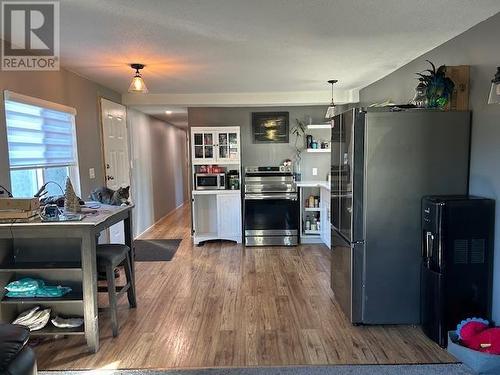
xmin=188 ymin=106 xmax=331 ymax=181
xmin=0 ymin=68 xmax=121 ymax=197
xmin=128 ymin=109 xmax=189 ymax=237
xmin=359 ymin=12 xmax=500 ymax=322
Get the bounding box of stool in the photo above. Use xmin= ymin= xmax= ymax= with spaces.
xmin=96 ymin=244 xmax=137 ymax=337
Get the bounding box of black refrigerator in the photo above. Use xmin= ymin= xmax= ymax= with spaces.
xmin=421 ymin=195 xmax=495 ymax=347
xmin=330 ymin=108 xmax=471 ymax=324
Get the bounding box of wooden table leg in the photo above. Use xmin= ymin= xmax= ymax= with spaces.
xmin=124 ymin=213 xmax=134 ymax=275
xmin=82 ymin=231 xmax=99 ymax=352
xmin=123 ymin=212 xmax=137 ymax=307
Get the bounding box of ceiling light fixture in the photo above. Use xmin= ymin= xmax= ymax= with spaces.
xmin=165 ymin=110 xmax=172 ymax=115
xmin=128 ymin=64 xmax=148 ymax=93
xmin=488 ymin=67 xmax=500 ymax=104
xmin=325 ymin=79 xmax=338 ymax=119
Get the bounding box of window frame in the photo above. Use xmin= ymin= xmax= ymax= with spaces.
xmin=3 ymin=91 xmax=81 ymax=197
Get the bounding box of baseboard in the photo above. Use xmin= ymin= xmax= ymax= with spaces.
xmin=135 ymin=201 xmax=187 ymax=239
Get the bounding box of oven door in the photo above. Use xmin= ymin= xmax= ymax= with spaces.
xmin=244 ymin=193 xmax=299 ymax=245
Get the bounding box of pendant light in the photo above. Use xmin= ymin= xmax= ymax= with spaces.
xmin=488 ymin=67 xmax=500 ymax=104
xmin=128 ymin=64 xmax=148 ymax=93
xmin=324 ymin=79 xmax=338 ymax=119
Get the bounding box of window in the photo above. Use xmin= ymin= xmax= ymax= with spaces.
xmin=4 ymin=91 xmax=80 ymax=197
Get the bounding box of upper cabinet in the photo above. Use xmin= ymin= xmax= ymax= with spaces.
xmin=191 ymin=127 xmax=240 ymax=165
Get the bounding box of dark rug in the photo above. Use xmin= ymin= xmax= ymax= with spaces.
xmin=133 ymin=239 xmax=182 ymax=261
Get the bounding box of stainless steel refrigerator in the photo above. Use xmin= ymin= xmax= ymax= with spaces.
xmin=330 ymin=108 xmax=471 ymax=324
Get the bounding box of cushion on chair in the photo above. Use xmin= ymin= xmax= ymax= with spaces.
xmin=0 ymin=324 xmax=30 ymax=372
xmin=96 ymin=244 xmax=130 ymax=268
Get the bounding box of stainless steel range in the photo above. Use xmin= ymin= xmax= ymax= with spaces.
xmin=244 ymin=166 xmax=298 ymax=246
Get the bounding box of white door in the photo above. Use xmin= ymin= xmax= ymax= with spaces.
xmin=100 ymin=98 xmax=130 ymax=243
xmin=217 ymin=193 xmax=242 ymax=241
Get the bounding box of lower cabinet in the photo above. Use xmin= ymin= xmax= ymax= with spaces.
xmin=192 ymin=191 xmax=242 ymax=245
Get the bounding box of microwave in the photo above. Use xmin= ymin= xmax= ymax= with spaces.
xmin=195 ymin=173 xmax=226 ymax=190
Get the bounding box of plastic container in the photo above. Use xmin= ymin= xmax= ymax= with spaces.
xmin=447 ymin=331 xmax=500 ymax=374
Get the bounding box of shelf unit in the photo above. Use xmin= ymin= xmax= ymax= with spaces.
xmin=298 ymin=182 xmax=331 ymax=248
xmin=190 ymin=126 xmax=242 ymax=245
xmin=0 ymin=240 xmax=86 ymax=337
xmin=1 ymin=291 xmax=83 ymax=304
xmin=304 ymin=207 xmax=321 ymax=212
xmin=304 ymin=229 xmax=321 ymax=235
xmin=299 ymin=186 xmax=323 ymax=244
xmin=0 ymin=261 xmax=81 ymax=272
xmin=30 ymin=324 xmax=85 ymax=336
xmin=307 ymin=124 xmax=331 ymax=129
xmin=306 ymin=148 xmax=331 ymax=153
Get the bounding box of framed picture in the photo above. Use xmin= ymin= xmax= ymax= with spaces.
xmin=252 ymin=112 xmax=289 ymax=143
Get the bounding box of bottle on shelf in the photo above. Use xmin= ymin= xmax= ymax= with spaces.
xmin=308 ymin=195 xmax=315 ymax=208
xmin=311 ymin=216 xmax=317 ymax=231
xmin=305 ymin=215 xmax=311 ymax=231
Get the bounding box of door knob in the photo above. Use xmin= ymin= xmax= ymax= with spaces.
xmin=106 ymin=175 xmax=115 ymax=181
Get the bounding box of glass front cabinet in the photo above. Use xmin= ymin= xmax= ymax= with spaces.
xmin=191 ymin=127 xmax=240 ymax=165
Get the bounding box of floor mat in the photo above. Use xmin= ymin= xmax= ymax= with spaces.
xmin=40 ymin=364 xmax=473 ymax=375
xmin=133 ymin=239 xmax=182 ymax=261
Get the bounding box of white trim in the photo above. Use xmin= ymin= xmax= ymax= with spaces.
xmin=3 ymin=90 xmax=77 ymax=115
xmin=122 ymin=89 xmax=359 ymax=107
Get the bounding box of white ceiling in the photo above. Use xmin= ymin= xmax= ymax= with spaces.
xmin=59 ymin=0 xmax=500 ymax=119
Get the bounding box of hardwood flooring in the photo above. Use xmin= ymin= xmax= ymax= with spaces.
xmin=34 ymin=203 xmax=454 ymax=370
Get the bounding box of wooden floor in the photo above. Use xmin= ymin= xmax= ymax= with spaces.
xmin=35 ymin=204 xmax=454 ymax=370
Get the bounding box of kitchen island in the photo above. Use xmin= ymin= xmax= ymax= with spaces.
xmin=296 ymin=181 xmax=331 ymax=248
xmin=0 ymin=204 xmax=134 ymax=352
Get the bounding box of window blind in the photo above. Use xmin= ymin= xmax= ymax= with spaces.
xmin=4 ymin=96 xmax=78 ymax=170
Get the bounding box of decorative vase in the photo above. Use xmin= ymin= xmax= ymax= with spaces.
xmin=426 ymin=83 xmax=452 ymax=109
xmin=415 ymin=60 xmax=455 ymax=110
xmin=410 ymin=82 xmax=427 ymax=108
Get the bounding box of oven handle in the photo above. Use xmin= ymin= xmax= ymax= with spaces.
xmin=244 ymin=193 xmax=298 ymax=200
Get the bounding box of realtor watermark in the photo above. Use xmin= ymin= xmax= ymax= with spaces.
xmin=1 ymin=1 xmax=60 ymax=71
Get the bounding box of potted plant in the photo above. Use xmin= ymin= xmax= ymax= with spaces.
xmin=291 ymin=119 xmax=306 ymax=180
xmin=416 ymin=60 xmax=455 ymax=109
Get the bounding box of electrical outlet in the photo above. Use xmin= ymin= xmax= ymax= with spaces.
xmin=89 ymin=168 xmax=95 ymax=179
xmin=312 ymin=168 xmax=318 ymax=176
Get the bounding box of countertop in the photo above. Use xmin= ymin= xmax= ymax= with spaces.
xmin=192 ymin=189 xmax=241 ymax=195
xmin=296 ymin=180 xmax=330 ymax=191
xmin=0 ymin=203 xmax=133 ymax=228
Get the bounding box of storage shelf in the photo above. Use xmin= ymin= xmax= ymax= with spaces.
xmin=307 ymin=124 xmax=331 ymax=129
xmin=0 ymin=261 xmax=82 ymax=272
xmin=30 ymin=324 xmax=85 ymax=336
xmin=306 ymin=148 xmax=331 ymax=153
xmin=1 ymin=291 xmax=83 ymax=304
xmin=304 ymin=207 xmax=320 ymax=212
xmin=303 ymin=230 xmax=321 ymax=235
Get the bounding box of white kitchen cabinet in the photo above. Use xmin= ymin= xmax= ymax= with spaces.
xmin=217 ymin=193 xmax=242 ymax=240
xmin=192 ymin=191 xmax=242 ymax=244
xmin=191 ymin=127 xmax=240 ymax=165
xmin=191 ymin=126 xmax=242 ymax=245
xmin=192 ymin=130 xmax=216 ymax=164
